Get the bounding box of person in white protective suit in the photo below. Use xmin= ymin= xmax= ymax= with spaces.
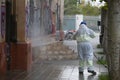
xmin=74 ymin=21 xmax=96 ymax=75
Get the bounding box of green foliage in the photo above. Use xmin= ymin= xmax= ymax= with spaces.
xmin=80 ymin=4 xmax=101 ymax=16
xmin=64 ymin=0 xmax=80 ymax=15
xmin=99 ymin=74 xmax=109 ymax=80
xmin=101 ymin=3 xmax=108 ymax=10
xmin=64 ymin=0 xmax=101 ymax=16
xmin=97 ymin=52 xmax=104 ymax=54
xmin=64 ymin=0 xmax=77 ymax=6
xmin=97 ymin=44 xmax=102 ymax=48
xmin=97 ymin=58 xmax=107 ymax=65
xmin=92 ymin=0 xmax=104 ymax=2
xmin=64 ymin=5 xmax=81 ymax=15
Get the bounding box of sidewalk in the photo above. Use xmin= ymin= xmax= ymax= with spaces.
xmin=0 ymin=32 xmax=108 ymax=80
xmin=0 ymin=59 xmax=107 ymax=80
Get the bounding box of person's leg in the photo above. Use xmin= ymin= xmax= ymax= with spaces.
xmin=87 ymin=59 xmax=94 ymax=71
xmin=84 ymin=42 xmax=96 ymax=75
xmin=79 ymin=59 xmax=85 ymax=73
xmin=77 ymin=43 xmax=85 ymax=73
xmin=87 ymin=55 xmax=96 ymax=75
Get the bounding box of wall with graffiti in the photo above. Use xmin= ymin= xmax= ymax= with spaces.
xmin=25 ymin=0 xmax=64 ymax=45
xmin=26 ymin=0 xmax=55 ymax=40
xmin=25 ymin=0 xmax=57 ymax=44
xmin=0 ymin=1 xmax=1 ymax=42
xmin=0 ymin=0 xmax=6 ymax=42
xmin=26 ymin=0 xmax=34 ymax=39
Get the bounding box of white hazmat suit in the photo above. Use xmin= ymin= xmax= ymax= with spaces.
xmin=74 ymin=23 xmax=96 ymax=75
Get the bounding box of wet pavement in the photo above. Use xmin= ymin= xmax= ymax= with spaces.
xmin=0 ymin=32 xmax=108 ymax=80
xmin=0 ymin=59 xmax=107 ymax=80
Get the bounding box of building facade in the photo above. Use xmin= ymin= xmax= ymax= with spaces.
xmin=0 ymin=0 xmax=64 ymax=74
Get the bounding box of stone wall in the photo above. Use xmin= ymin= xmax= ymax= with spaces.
xmin=32 ymin=41 xmax=78 ymax=61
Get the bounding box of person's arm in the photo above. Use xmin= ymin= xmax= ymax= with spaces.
xmin=88 ymin=29 xmax=96 ymax=38
xmin=73 ymin=31 xmax=78 ymax=40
